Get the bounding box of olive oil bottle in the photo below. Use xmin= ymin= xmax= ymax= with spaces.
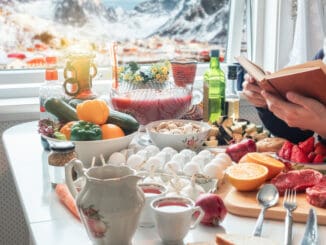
xmin=203 ymin=50 xmax=226 ymax=123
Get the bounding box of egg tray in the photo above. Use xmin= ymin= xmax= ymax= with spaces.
xmin=106 ymin=144 xmax=233 ymax=194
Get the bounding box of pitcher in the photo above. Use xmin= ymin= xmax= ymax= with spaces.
xmin=65 ymin=159 xmax=145 ymax=245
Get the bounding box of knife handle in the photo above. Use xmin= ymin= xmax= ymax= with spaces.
xmin=284 ymin=210 xmax=293 ymax=245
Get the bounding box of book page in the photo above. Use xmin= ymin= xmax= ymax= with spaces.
xmin=235 ymin=56 xmax=266 ymax=83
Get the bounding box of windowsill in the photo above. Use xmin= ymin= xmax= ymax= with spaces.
xmin=0 ymin=91 xmax=251 ymax=122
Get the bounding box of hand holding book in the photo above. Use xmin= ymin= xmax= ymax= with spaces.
xmin=236 ymin=56 xmax=326 ymax=105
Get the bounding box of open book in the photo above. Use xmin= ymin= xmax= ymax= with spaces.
xmin=236 ymin=56 xmax=326 ymax=105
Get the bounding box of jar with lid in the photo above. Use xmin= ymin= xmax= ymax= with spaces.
xmin=48 ymin=141 xmax=77 ymax=187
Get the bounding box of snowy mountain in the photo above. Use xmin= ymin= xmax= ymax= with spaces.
xmin=50 ymin=0 xmax=229 ymax=43
xmin=151 ymin=0 xmax=229 ymax=44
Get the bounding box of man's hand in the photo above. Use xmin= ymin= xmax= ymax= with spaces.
xmin=261 ymin=91 xmax=326 ymax=138
xmin=242 ymin=73 xmax=267 ymax=108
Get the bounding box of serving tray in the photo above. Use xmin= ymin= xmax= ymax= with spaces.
xmin=224 ymin=187 xmax=326 ymax=225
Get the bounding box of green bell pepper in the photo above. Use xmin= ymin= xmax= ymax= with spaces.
xmin=70 ymin=120 xmax=102 ymax=141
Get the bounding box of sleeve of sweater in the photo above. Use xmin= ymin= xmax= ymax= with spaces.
xmin=256 ymin=107 xmax=314 ymax=144
xmin=313 ymin=49 xmax=324 ymax=60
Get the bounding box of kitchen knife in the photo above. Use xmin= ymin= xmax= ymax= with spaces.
xmin=300 ymin=208 xmax=319 ymax=245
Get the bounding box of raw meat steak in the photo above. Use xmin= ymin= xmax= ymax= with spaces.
xmin=306 ymin=176 xmax=326 ymax=208
xmin=271 ymin=169 xmax=323 ymax=195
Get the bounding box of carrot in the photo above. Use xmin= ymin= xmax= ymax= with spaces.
xmin=55 ymin=184 xmax=80 ymax=220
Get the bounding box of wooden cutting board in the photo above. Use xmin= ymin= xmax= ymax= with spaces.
xmin=224 ymin=187 xmax=326 ymax=225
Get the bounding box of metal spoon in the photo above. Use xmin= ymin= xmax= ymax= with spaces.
xmin=252 ymin=184 xmax=279 ymax=237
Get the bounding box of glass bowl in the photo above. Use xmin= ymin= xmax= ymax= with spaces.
xmin=110 ymin=85 xmax=192 ymax=126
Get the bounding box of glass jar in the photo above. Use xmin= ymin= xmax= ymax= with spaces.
xmin=48 ymin=141 xmax=77 ymax=186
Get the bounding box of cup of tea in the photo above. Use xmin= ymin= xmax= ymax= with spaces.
xmin=138 ymin=183 xmax=167 ymax=228
xmin=151 ymin=196 xmax=204 ymax=244
xmin=170 ymin=59 xmax=197 ymax=88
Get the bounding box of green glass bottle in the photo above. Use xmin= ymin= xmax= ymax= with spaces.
xmin=203 ymin=50 xmax=226 ymax=123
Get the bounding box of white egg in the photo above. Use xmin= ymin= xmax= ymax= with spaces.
xmin=156 ymin=152 xmax=168 ymax=164
xmin=171 ymin=153 xmax=186 ymax=166
xmin=215 ymin=153 xmax=232 ymax=164
xmin=144 ymin=156 xmax=164 ymax=171
xmin=107 ymin=152 xmax=126 ymax=166
xmin=189 ymin=155 xmax=206 ymax=170
xmin=120 ymin=148 xmax=135 ymax=160
xmin=128 ymin=143 xmax=142 ymax=153
xmin=161 ymin=147 xmax=178 ymax=161
xmin=203 ymin=163 xmax=225 ymax=180
xmin=126 ymin=154 xmax=145 ymax=170
xmin=214 ymin=154 xmax=233 ymax=168
xmin=179 ymin=149 xmax=196 ymax=162
xmin=164 ymin=161 xmax=182 ymax=174
xmin=136 ymin=149 xmax=150 ymax=160
xmin=144 ymin=145 xmax=160 ymax=156
xmin=208 ymin=158 xmax=229 ymax=170
xmin=198 ymin=149 xmax=213 ymax=163
xmin=198 ymin=149 xmax=212 ymax=157
xmin=183 ymin=161 xmax=201 ymax=176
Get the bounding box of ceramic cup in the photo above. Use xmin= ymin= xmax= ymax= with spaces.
xmin=138 ymin=183 xmax=167 ymax=228
xmin=151 ymin=196 xmax=204 ymax=244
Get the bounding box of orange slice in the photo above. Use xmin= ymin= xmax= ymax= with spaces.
xmin=225 ymin=163 xmax=268 ymax=191
xmin=239 ymin=152 xmax=284 ymax=180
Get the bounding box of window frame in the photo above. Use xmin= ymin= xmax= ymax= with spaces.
xmin=0 ymin=0 xmax=251 ymax=122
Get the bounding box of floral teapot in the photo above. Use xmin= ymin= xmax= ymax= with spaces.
xmin=65 ymin=159 xmax=145 ymax=245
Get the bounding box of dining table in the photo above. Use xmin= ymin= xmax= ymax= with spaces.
xmin=2 ymin=121 xmax=325 ymax=245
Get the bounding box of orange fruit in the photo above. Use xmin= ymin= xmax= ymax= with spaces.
xmin=225 ymin=163 xmax=268 ymax=191
xmin=239 ymin=152 xmax=284 ymax=180
xmin=100 ymin=123 xmax=125 ymax=139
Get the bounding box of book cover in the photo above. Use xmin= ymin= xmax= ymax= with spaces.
xmin=236 ymin=56 xmax=326 ymax=105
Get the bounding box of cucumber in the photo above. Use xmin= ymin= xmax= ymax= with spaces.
xmin=107 ymin=110 xmax=139 ymax=134
xmin=68 ymin=98 xmax=85 ymax=108
xmin=44 ymin=98 xmax=78 ymax=123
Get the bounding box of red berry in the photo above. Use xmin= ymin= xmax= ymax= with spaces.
xmin=315 ymin=142 xmax=326 ymax=155
xmin=313 ymin=154 xmax=325 ymax=163
xmin=308 ymin=152 xmax=316 ymax=162
xmin=278 ymin=141 xmax=293 ymax=160
xmin=298 ymin=136 xmax=315 ymax=154
xmin=290 ymin=145 xmax=309 ymax=163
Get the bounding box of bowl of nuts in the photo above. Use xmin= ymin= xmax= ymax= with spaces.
xmin=145 ymin=119 xmax=211 ymax=151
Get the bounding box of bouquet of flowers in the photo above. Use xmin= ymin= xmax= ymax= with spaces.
xmin=118 ymin=61 xmax=170 ymax=89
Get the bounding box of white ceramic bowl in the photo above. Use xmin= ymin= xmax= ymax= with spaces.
xmin=44 ymin=132 xmax=137 ymax=167
xmin=145 ymin=119 xmax=211 ymax=151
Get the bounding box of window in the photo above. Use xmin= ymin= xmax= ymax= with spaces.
xmin=0 ymin=0 xmax=247 ymax=121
